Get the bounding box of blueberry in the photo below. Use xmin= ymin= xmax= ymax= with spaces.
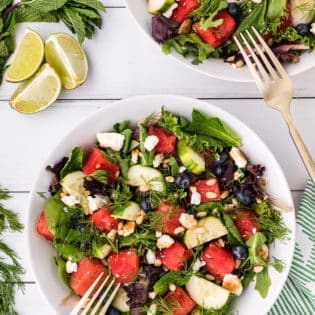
xmin=140 ymin=197 xmax=152 ymax=211
xmin=296 ymin=23 xmax=309 ymax=36
xmin=81 ymin=241 xmax=91 ymax=250
xmin=106 ymin=306 xmax=120 ymax=315
xmin=214 ymin=151 xmax=229 ymax=166
xmin=228 ymin=3 xmax=240 ymax=17
xmin=235 ymin=188 xmax=254 ymax=206
xmin=231 ymin=245 xmax=248 ymax=260
xmin=174 ymin=172 xmax=191 ymax=189
xmin=215 ymin=165 xmax=225 ymax=177
xmin=73 ymin=223 xmax=85 ymax=233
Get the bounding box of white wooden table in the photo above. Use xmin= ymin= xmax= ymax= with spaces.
xmin=1 ymin=1 xmax=315 ymax=314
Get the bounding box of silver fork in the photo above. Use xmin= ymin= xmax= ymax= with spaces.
xmin=69 ymin=272 xmax=121 ymax=315
xmin=234 ymin=27 xmax=315 ymax=184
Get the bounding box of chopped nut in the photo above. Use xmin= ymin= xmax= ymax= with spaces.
xmin=153 ymin=153 xmax=164 ymax=168
xmin=179 ymin=213 xmax=197 ymax=229
xmin=196 ymin=211 xmax=207 ymax=218
xmin=107 ymin=229 xmax=117 ymax=241
xmin=136 ymin=215 xmax=145 ymax=225
xmin=117 ymin=222 xmax=124 ymax=230
xmin=235 ymin=259 xmax=241 ymax=269
xmin=121 ymin=221 xmax=136 ymax=236
xmin=189 ymin=186 xmax=197 ymax=193
xmin=253 ymin=265 xmax=264 ymax=273
xmin=169 ymin=283 xmax=176 ymax=292
xmin=231 ymin=198 xmax=239 ymax=207
xmin=205 ymin=191 xmax=218 ymax=199
xmin=206 ymin=178 xmax=217 ymax=186
xmin=165 ymin=176 xmax=175 ymax=183
xmin=222 ymin=274 xmax=243 ymax=296
xmin=157 ymin=234 xmax=175 ymax=249
xmin=173 ymin=226 xmax=185 ymax=235
xmin=131 ymin=149 xmax=140 ymax=164
xmin=205 ymin=274 xmax=215 ymax=281
xmin=155 ymin=231 xmax=162 ymax=238
xmin=178 ymin=18 xmax=192 ymax=34
xmin=233 ymin=170 xmax=242 ymax=181
xmin=225 ymin=55 xmax=236 ymax=63
xmin=267 ymin=37 xmax=273 ymax=47
xmin=259 ymin=244 xmax=269 ymax=261
xmin=220 ymin=190 xmax=229 ymax=199
xmin=235 ymin=59 xmax=244 ymax=68
xmin=217 ymin=238 xmax=225 ymax=248
xmin=154 ymin=259 xmax=162 ymax=267
xmin=256 ymin=197 xmax=262 ymax=204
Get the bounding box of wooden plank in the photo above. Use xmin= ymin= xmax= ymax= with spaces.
xmin=1 ymin=8 xmax=315 ymax=100
xmin=0 ymin=98 xmax=314 ymax=191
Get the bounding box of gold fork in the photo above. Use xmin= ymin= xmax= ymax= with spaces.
xmin=233 ymin=27 xmax=315 ymax=184
xmin=69 ymin=272 xmax=121 ymax=315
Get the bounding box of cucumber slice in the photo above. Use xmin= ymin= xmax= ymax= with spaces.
xmin=127 ymin=165 xmax=165 ymax=192
xmin=92 ymin=243 xmax=112 ymax=259
xmin=186 ymin=276 xmax=230 ymax=310
xmin=111 ymin=201 xmax=141 ymax=220
xmin=291 ymin=0 xmax=315 ymax=25
xmin=148 ymin=0 xmax=174 ymax=14
xmin=184 ymin=216 xmax=228 ymax=249
xmin=112 ymin=287 xmax=130 ymax=312
xmin=60 ymin=171 xmax=89 ymax=213
xmin=177 ymin=140 xmax=205 ymax=175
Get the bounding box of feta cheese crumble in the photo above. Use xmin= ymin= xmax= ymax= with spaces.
xmin=153 ymin=153 xmax=164 ymax=168
xmin=162 ymin=3 xmax=178 ymax=18
xmin=144 ymin=135 xmax=159 ymax=151
xmin=179 ymin=213 xmax=197 ymax=229
xmin=96 ymin=132 xmax=125 ymax=151
xmin=229 ymin=147 xmax=247 ymax=168
xmin=66 ymin=260 xmax=77 ymax=273
xmin=88 ymin=194 xmax=109 ymax=212
xmin=157 ymin=234 xmax=174 ymax=249
xmin=61 ymin=194 xmax=80 ymax=207
xmin=222 ymin=274 xmax=243 ymax=296
xmin=191 ymin=191 xmax=201 ymax=205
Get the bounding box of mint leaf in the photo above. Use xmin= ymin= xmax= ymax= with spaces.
xmin=91 ymin=170 xmax=109 ymax=183
xmin=186 ymin=109 xmax=241 ymax=147
xmin=60 ymin=147 xmax=84 ymax=179
xmin=13 ymin=7 xmax=57 ymax=23
xmin=254 ymin=267 xmax=271 ymax=298
xmin=154 ymin=271 xmax=193 ymax=295
xmin=74 ymin=0 xmax=106 ymax=12
xmin=0 ymin=40 xmax=9 ymax=57
xmin=21 ymin=0 xmax=68 ymax=12
xmin=64 ymin=7 xmax=86 ymax=44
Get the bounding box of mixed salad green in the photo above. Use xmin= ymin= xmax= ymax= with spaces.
xmin=147 ymin=0 xmax=315 ymax=65
xmin=36 ymin=108 xmax=289 ymax=315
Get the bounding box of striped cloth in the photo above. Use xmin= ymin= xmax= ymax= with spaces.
xmin=269 ymin=180 xmax=315 ymax=315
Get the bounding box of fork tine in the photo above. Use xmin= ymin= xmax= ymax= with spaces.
xmin=239 ymin=32 xmax=271 ymax=83
xmin=251 ymin=26 xmax=287 ymax=78
xmin=233 ymin=36 xmax=262 ymax=85
xmin=90 ymin=278 xmax=116 ymax=315
xmin=69 ymin=272 xmax=105 ymax=315
xmin=80 ymin=274 xmax=111 ymax=315
xmin=99 ymin=283 xmax=121 ymax=315
xmin=245 ymin=29 xmax=279 ymax=81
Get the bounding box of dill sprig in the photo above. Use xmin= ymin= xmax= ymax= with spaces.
xmin=0 ymin=187 xmax=24 ymax=315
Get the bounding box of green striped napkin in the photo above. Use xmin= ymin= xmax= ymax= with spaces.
xmin=269 ymin=180 xmax=315 ymax=315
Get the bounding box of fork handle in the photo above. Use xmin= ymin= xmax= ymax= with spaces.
xmin=283 ymin=111 xmax=315 ymax=184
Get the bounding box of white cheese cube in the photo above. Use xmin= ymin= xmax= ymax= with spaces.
xmin=144 ymin=135 xmax=159 ymax=151
xmin=96 ymin=132 xmax=125 ymax=151
xmin=229 ymin=147 xmax=247 ymax=168
xmin=66 ymin=260 xmax=77 ymax=273
xmin=61 ymin=195 xmax=80 ymax=207
xmin=157 ymin=234 xmax=174 ymax=249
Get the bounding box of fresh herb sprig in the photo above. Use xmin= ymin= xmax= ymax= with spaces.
xmin=0 ymin=187 xmax=24 ymax=315
xmin=0 ymin=0 xmax=105 ymax=84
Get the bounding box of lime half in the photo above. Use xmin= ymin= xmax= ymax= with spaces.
xmin=10 ymin=63 xmax=61 ymax=114
xmin=45 ymin=33 xmax=88 ymax=90
xmin=6 ymin=28 xmax=44 ymax=82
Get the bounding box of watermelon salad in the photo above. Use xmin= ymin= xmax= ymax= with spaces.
xmin=147 ymin=0 xmax=315 ymax=66
xmin=36 ymin=108 xmax=289 ymax=315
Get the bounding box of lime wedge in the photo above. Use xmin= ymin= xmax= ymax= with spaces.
xmin=6 ymin=28 xmax=44 ymax=82
xmin=45 ymin=33 xmax=88 ymax=90
xmin=10 ymin=63 xmax=61 ymax=114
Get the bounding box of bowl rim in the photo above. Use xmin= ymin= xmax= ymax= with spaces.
xmin=26 ymin=94 xmax=296 ymax=314
xmin=124 ymin=0 xmax=315 ymax=83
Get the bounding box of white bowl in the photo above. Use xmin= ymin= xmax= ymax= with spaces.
xmin=27 ymin=95 xmax=296 ymax=314
xmin=125 ymin=0 xmax=315 ymax=82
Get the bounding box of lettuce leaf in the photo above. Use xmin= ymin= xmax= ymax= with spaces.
xmin=60 ymin=147 xmax=83 ymax=179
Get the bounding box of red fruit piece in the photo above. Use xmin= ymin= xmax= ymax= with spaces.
xmin=165 ymin=286 xmax=196 ymax=315
xmin=108 ymin=248 xmax=140 ymax=283
xmin=148 ymin=125 xmax=177 ymax=154
xmin=193 ymin=11 xmax=236 ymax=48
xmin=83 ymin=148 xmax=119 ymax=183
xmin=201 ymin=242 xmax=235 ymax=280
xmin=156 ymin=203 xmax=185 ymax=235
xmin=89 ymin=208 xmax=119 ymax=232
xmin=159 ymin=241 xmax=192 ymax=271
xmin=70 ymin=257 xmax=107 ymax=296
xmin=190 ymin=178 xmax=221 ymax=203
xmin=36 ymin=211 xmax=54 ymax=241
xmin=171 ymin=0 xmax=200 ymax=23
xmin=233 ymin=208 xmax=260 ymax=242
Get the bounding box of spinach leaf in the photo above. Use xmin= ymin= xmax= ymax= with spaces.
xmin=60 ymin=147 xmax=83 ymax=179
xmin=185 ymin=109 xmax=241 ymax=147
xmin=266 ymin=0 xmax=287 ymax=22
xmin=246 ymin=232 xmax=267 ymax=267
xmin=54 ymin=256 xmax=69 ymax=286
xmin=222 ymin=214 xmax=244 ymax=245
xmin=254 ymin=267 xmax=271 ymax=298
